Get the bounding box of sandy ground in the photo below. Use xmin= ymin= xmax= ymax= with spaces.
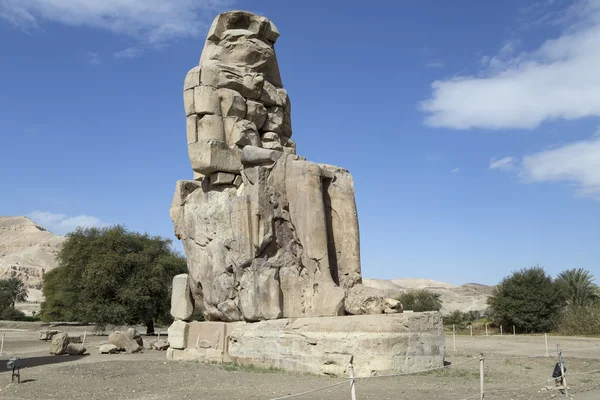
xmin=0 ymin=326 xmax=599 ymax=400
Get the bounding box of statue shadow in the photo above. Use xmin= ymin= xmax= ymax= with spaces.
xmin=0 ymin=354 xmax=89 ymax=371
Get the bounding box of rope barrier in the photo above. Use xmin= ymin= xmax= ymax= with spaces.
xmin=268 ymin=379 xmax=350 ymax=400
xmin=352 ymin=357 xmax=479 ymax=380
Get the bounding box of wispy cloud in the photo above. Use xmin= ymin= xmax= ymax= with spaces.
xmin=87 ymin=51 xmax=101 ymax=65
xmin=114 ymin=47 xmax=143 ymax=59
xmin=426 ymin=61 xmax=445 ymax=69
xmin=521 ymin=135 xmax=600 ymax=198
xmin=451 ymin=167 xmax=460 ymax=173
xmin=29 ymin=211 xmax=110 ymax=235
xmin=421 ymin=0 xmax=600 ymax=130
xmin=0 ymin=0 xmax=230 ymax=45
xmin=490 ymin=134 xmax=600 ymax=199
xmin=489 ymin=156 xmax=517 ymax=171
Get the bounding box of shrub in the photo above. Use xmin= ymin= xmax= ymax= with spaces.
xmin=487 ymin=266 xmax=565 ymax=333
xmin=0 ymin=307 xmax=27 ymax=321
xmin=396 ymin=289 xmax=442 ymax=312
xmin=558 ymin=304 xmax=600 ymax=336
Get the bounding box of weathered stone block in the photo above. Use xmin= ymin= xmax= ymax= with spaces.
xmin=188 ymin=140 xmax=242 ymax=175
xmin=229 ymin=313 xmax=445 ymax=377
xmin=168 ymin=320 xmax=189 ymax=349
xmin=210 ymin=172 xmax=237 ymax=185
xmin=194 ymin=85 xmax=221 ymax=116
xmin=170 ymin=273 xmax=194 ymax=320
xmin=246 ymin=100 xmax=267 ymax=129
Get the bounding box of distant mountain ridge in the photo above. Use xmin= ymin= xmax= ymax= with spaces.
xmin=0 ymin=216 xmax=65 ymax=302
xmin=363 ymin=278 xmax=493 ymax=314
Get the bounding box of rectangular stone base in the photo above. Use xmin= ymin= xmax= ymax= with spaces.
xmin=166 ymin=321 xmax=241 ymax=363
xmin=228 ymin=312 xmax=445 ymax=377
xmin=167 ymin=313 xmax=444 ymax=377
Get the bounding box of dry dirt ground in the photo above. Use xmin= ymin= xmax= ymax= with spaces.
xmin=0 ymin=324 xmax=599 ymax=400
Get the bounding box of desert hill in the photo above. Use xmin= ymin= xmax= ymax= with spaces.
xmin=0 ymin=216 xmax=65 ymax=302
xmin=363 ymin=278 xmax=493 ymax=314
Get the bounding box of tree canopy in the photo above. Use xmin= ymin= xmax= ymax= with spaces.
xmin=556 ymin=268 xmax=598 ymax=307
xmin=0 ymin=277 xmax=28 ymax=309
xmin=487 ymin=266 xmax=565 ymax=333
xmin=40 ymin=225 xmax=187 ymax=332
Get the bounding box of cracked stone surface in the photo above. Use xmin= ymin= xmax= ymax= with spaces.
xmin=171 ymin=11 xmax=374 ymax=322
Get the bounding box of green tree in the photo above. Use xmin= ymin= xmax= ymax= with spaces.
xmin=396 ymin=289 xmax=442 ymax=312
xmin=0 ymin=277 xmax=28 ymax=308
xmin=40 ymin=225 xmax=187 ymax=333
xmin=487 ymin=266 xmax=565 ymax=333
xmin=556 ymin=268 xmax=599 ymax=307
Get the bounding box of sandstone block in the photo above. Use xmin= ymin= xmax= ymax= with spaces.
xmin=186 ymin=115 xmax=198 ymax=144
xmin=219 ymin=88 xmax=246 ymax=118
xmin=345 ymin=284 xmax=402 ymax=315
xmin=229 ymin=313 xmax=445 ymax=377
xmin=39 ymin=329 xmax=62 ymax=341
xmin=153 ymin=339 xmax=169 ymax=351
xmin=194 ymin=85 xmax=221 ymax=116
xmin=66 ymin=344 xmax=86 ymax=356
xmin=200 ymin=62 xmax=264 ymax=99
xmin=143 ymin=338 xmax=156 ymax=350
xmin=184 ymin=66 xmax=201 ymax=91
xmin=50 ymin=332 xmax=69 ymax=355
xmin=108 ymin=331 xmax=141 ymax=353
xmin=260 ymin=81 xmax=287 ymax=107
xmin=224 ymin=117 xmax=260 ymax=148
xmin=188 ymin=140 xmax=243 ymax=175
xmin=98 ymin=344 xmax=119 ymax=354
xmin=197 ymin=114 xmax=225 ymax=142
xmin=170 ymin=273 xmax=194 ymax=320
xmin=262 ymin=107 xmax=284 ymax=135
xmin=246 ymin=100 xmax=267 ymax=129
xmin=211 ymin=172 xmax=237 ymax=185
xmin=168 ymin=320 xmax=189 ymax=349
xmin=183 ymin=89 xmax=195 ymax=116
xmin=261 ymin=131 xmax=282 ymax=151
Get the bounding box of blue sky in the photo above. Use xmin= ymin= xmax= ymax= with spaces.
xmin=1 ymin=0 xmax=599 ymax=286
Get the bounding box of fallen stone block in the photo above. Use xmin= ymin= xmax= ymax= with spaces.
xmin=153 ymin=339 xmax=169 ymax=351
xmin=66 ymin=344 xmax=86 ymax=356
xmin=108 ymin=330 xmax=142 ymax=353
xmin=39 ymin=330 xmax=62 ymax=341
xmin=50 ymin=332 xmax=70 ymax=355
xmin=98 ymin=344 xmax=119 ymax=354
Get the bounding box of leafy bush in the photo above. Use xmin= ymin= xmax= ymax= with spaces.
xmin=0 ymin=307 xmax=27 ymax=321
xmin=396 ymin=289 xmax=442 ymax=312
xmin=443 ymin=310 xmax=482 ymax=328
xmin=487 ymin=266 xmax=565 ymax=333
xmin=558 ymin=304 xmax=600 ymax=336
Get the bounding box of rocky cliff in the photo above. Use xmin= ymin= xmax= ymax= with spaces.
xmin=0 ymin=216 xmax=65 ymax=302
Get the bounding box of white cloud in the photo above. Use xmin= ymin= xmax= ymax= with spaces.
xmin=421 ymin=0 xmax=600 ymax=130
xmin=489 ymin=156 xmax=517 ymax=171
xmin=87 ymin=51 xmax=101 ymax=65
xmin=28 ymin=211 xmax=110 ymax=235
xmin=520 ymin=136 xmax=600 ymax=197
xmin=426 ymin=61 xmax=445 ymax=69
xmin=451 ymin=167 xmax=460 ymax=173
xmin=0 ymin=0 xmax=230 ymax=45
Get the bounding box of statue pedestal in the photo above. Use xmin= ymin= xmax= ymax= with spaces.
xmin=167 ymin=312 xmax=445 ymax=377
